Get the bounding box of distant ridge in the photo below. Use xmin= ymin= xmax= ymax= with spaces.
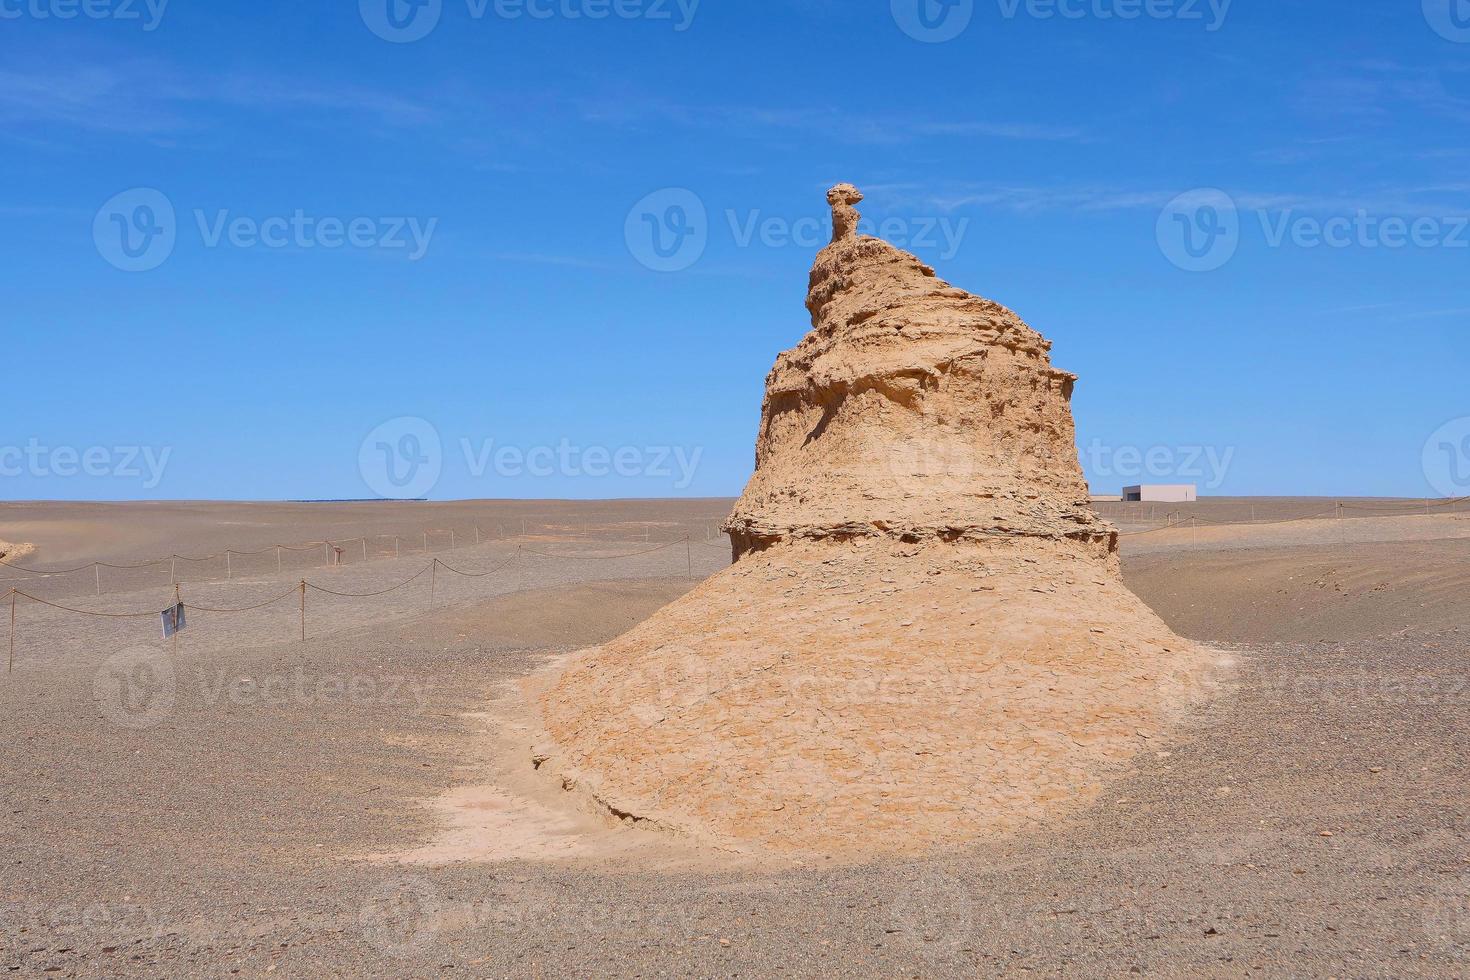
xmin=288 ymin=499 xmax=429 ymax=504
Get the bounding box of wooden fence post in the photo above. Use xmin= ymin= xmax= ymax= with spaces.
xmin=299 ymin=580 xmax=307 ymax=642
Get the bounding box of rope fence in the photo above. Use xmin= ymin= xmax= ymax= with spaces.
xmin=3 ymin=538 xmax=705 ymax=673
xmin=0 ymin=518 xmax=728 ymax=598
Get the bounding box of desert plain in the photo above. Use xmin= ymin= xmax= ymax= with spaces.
xmin=2 ymin=496 xmax=1469 ymax=977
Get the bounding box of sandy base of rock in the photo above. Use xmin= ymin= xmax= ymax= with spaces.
xmin=0 ymin=540 xmax=34 ymax=564
xmin=370 ymin=683 xmax=770 ymax=872
xmin=526 ymin=537 xmax=1230 ymax=859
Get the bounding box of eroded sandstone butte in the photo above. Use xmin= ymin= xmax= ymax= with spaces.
xmin=525 ymin=184 xmax=1221 ymax=857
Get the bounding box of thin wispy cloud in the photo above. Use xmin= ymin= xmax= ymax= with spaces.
xmin=0 ymin=53 xmax=437 ymax=141
xmin=1391 ymin=307 xmax=1470 ymax=321
xmin=1297 ymin=60 xmax=1470 ymax=126
xmin=574 ymin=95 xmax=1088 ymax=145
xmin=865 ymin=182 xmax=1470 ymax=218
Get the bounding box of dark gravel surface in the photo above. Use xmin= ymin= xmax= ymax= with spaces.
xmin=2 ymin=503 xmax=1468 ymax=977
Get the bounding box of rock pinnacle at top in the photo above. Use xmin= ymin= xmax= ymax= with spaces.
xmin=827 ymin=182 xmax=864 ymax=242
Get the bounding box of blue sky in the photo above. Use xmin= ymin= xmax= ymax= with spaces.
xmin=3 ymin=0 xmax=1469 ymax=500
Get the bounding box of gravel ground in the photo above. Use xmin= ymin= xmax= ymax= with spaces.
xmin=2 ymin=504 xmax=1468 ymax=977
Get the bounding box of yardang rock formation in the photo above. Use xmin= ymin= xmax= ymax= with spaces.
xmin=526 ymin=184 xmax=1220 ymax=857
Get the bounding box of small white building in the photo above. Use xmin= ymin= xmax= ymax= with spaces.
xmin=1123 ymin=484 xmax=1198 ymax=503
